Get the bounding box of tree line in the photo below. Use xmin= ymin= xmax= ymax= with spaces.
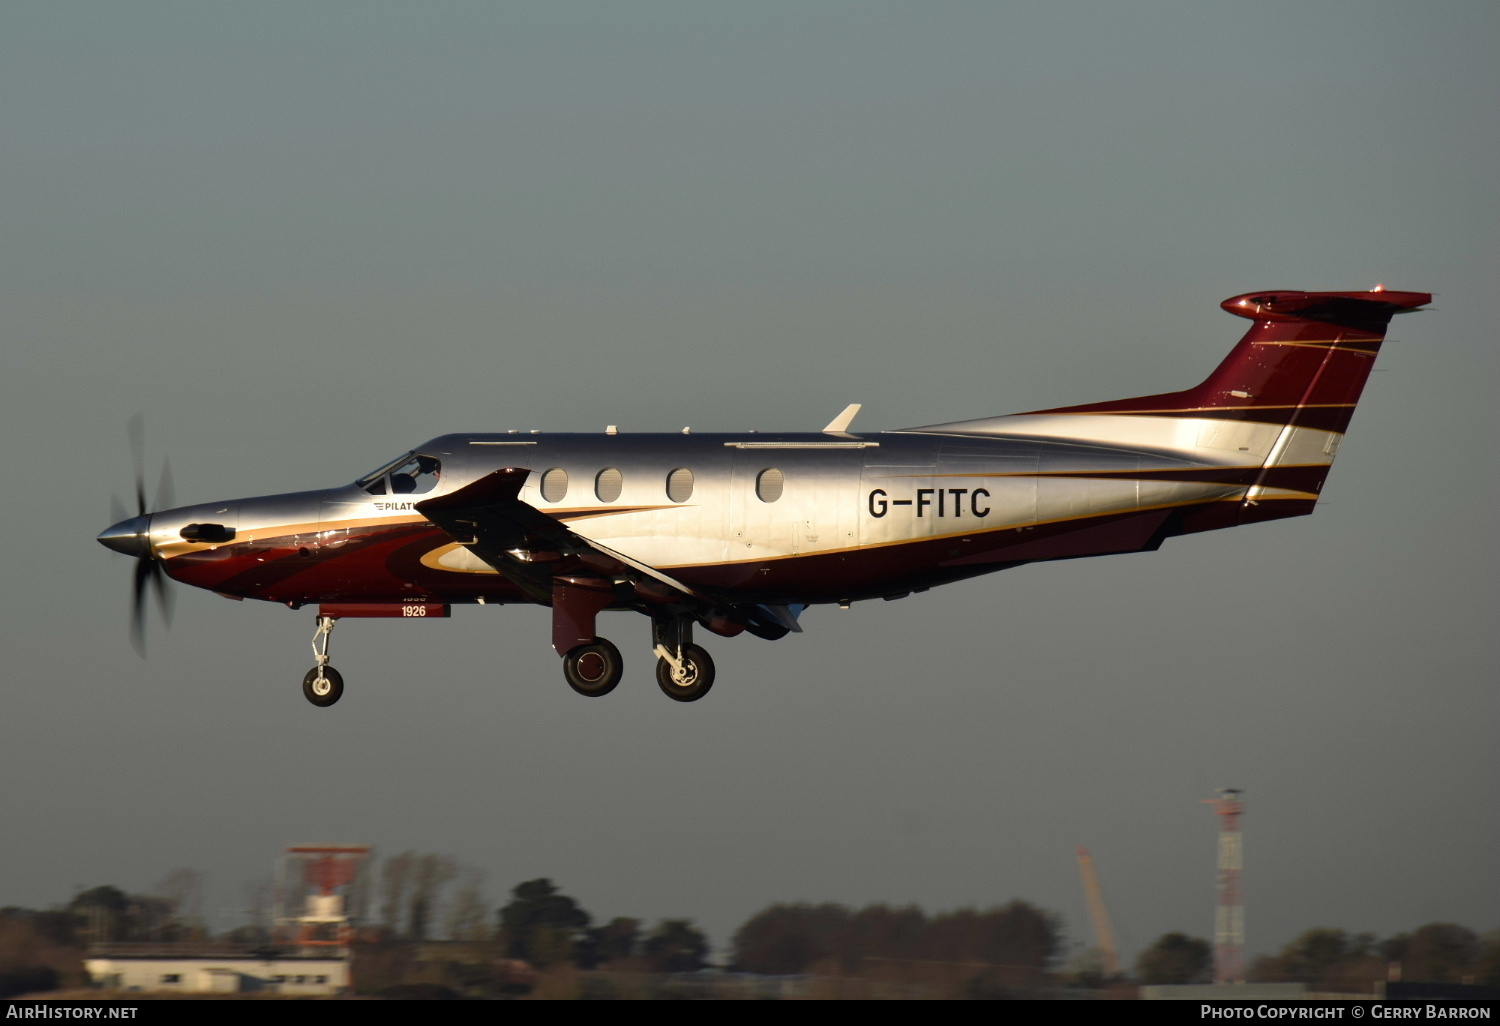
xmin=1136 ymin=925 xmax=1500 ymax=989
xmin=5 ymin=857 xmax=1498 ymax=997
xmin=730 ymin=900 xmax=1060 ymax=976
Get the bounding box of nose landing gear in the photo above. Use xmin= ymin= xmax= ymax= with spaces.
xmin=303 ymin=665 xmax=344 ymax=707
xmin=302 ymin=615 xmax=343 ymax=707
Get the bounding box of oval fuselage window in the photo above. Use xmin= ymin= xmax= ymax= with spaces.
xmin=756 ymin=468 xmax=784 ymax=503
xmin=540 ymin=468 xmax=569 ymax=503
xmin=666 ymin=468 xmax=694 ymax=503
xmin=595 ymin=467 xmax=623 ymax=503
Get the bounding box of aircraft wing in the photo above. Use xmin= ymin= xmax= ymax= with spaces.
xmin=413 ymin=468 xmax=705 ymax=605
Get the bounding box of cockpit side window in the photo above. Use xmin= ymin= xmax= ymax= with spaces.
xmin=360 ymin=453 xmax=442 ymax=496
xmin=358 ymin=454 xmax=410 ymax=490
xmin=389 ymin=455 xmax=441 ymax=495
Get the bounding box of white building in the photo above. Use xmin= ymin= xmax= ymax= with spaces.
xmin=85 ymin=955 xmax=349 ymax=995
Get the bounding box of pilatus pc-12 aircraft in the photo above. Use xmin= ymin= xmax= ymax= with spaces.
xmin=99 ymin=288 xmax=1428 ymax=706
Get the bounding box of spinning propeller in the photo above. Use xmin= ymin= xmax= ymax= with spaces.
xmin=98 ymin=415 xmax=176 ymax=656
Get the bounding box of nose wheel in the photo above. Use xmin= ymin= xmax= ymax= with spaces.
xmin=302 ymin=615 xmax=344 ymax=707
xmin=302 ymin=666 xmax=345 ymax=707
xmin=563 ymin=638 xmax=624 ymax=697
xmin=654 ymin=644 xmax=715 ymax=703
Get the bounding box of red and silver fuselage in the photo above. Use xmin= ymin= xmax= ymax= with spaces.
xmin=98 ymin=289 xmax=1429 ymax=620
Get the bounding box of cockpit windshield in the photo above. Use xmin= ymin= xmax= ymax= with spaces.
xmin=357 ymin=452 xmax=442 ymax=496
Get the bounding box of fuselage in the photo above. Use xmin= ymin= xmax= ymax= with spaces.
xmin=138 ymin=417 xmax=1297 ymax=611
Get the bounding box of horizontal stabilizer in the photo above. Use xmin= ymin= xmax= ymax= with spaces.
xmin=1218 ymin=289 xmax=1429 ymax=331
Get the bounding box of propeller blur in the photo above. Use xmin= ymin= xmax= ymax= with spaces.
xmin=104 ymin=415 xmax=175 ymax=656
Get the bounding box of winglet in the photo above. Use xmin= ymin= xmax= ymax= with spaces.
xmin=415 ymin=467 xmax=530 ymax=514
xmin=823 ymin=403 xmax=862 ymax=433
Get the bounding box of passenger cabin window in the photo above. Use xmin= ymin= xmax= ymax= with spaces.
xmin=359 ymin=453 xmax=441 ymax=496
xmin=595 ymin=468 xmax=623 ymax=502
xmin=756 ymin=468 xmax=784 ymax=503
xmin=666 ymin=468 xmax=693 ymax=502
xmin=540 ymin=468 xmax=568 ymax=503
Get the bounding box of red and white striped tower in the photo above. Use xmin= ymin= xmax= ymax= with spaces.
xmin=1202 ymin=789 xmax=1245 ymax=984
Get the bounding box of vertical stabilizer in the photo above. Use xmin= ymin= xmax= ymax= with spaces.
xmin=1042 ymin=289 xmax=1430 ymax=527
xmin=910 ymin=289 xmax=1429 ymax=531
xmin=1034 ymin=289 xmax=1430 ymax=432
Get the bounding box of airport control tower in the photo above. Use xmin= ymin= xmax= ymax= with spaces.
xmin=274 ymin=844 xmax=371 ymax=955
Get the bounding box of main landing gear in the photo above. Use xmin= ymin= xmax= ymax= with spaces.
xmin=562 ymin=638 xmax=623 ymax=697
xmin=653 ymin=643 xmax=715 ymax=703
xmin=302 ymin=616 xmax=343 ymax=707
xmin=556 ymin=614 xmax=718 ymax=702
xmin=648 ymin=614 xmax=715 ymax=702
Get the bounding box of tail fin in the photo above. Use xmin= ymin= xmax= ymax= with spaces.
xmin=1033 ymin=289 xmax=1430 ymax=433
xmin=910 ymin=288 xmax=1430 ymax=532
xmin=1045 ymin=288 xmax=1430 ymax=529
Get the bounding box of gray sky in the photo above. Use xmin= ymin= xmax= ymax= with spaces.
xmin=3 ymin=1 xmax=1495 ymax=965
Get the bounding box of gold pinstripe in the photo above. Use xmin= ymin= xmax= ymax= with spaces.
xmin=872 ymin=462 xmax=1331 ymax=480
xmin=158 ymin=504 xmax=688 ymax=562
xmin=1046 ymin=403 xmax=1355 ymax=416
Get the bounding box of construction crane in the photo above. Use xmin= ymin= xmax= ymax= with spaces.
xmin=1075 ymin=845 xmax=1120 ymax=976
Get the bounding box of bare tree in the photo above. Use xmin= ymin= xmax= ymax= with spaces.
xmin=406 ymin=854 xmax=457 ymax=941
xmin=346 ymin=856 xmax=376 ymax=928
xmin=380 ymin=852 xmax=415 ymax=938
xmin=156 ymin=868 xmax=203 ymax=938
xmin=444 ymin=869 xmax=489 ymax=941
xmin=235 ymin=879 xmax=274 ymax=944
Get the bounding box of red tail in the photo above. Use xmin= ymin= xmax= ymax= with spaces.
xmin=1034 ymin=289 xmax=1430 ymax=434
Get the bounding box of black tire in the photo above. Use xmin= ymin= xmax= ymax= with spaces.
xmin=563 ymin=639 xmax=623 ymax=697
xmin=302 ymin=666 xmax=345 ymax=707
xmin=655 ymin=644 xmax=715 ymax=703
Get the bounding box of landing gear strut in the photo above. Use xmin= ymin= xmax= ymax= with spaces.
xmin=652 ymin=616 xmax=715 ymax=702
xmin=302 ymin=616 xmax=344 ymax=707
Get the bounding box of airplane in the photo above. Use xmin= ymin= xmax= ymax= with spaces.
xmin=98 ymin=287 xmax=1429 ymax=707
